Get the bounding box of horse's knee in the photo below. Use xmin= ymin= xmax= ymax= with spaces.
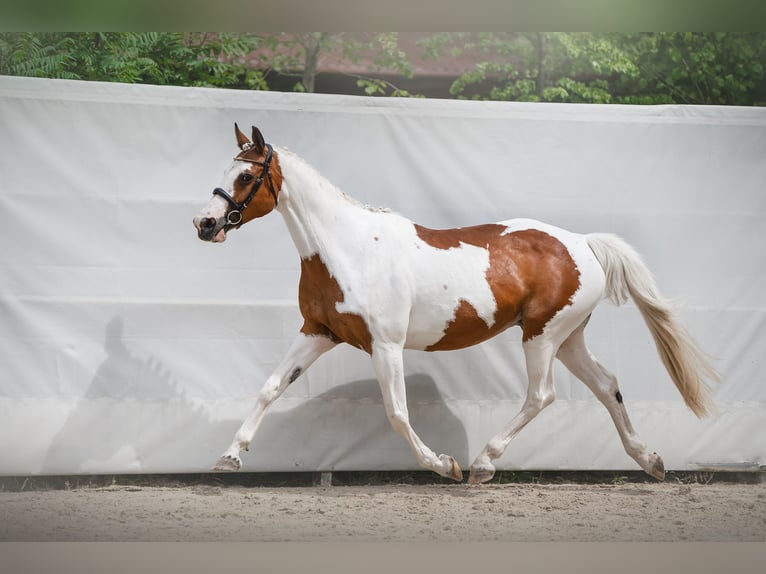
xmin=541 ymin=388 xmax=556 ymax=409
xmin=598 ymin=376 xmax=622 ymax=405
xmin=595 ymin=361 xmax=618 ymax=388
xmin=387 ymin=410 xmax=410 ymax=435
xmin=525 ymin=388 xmax=555 ymax=413
xmin=257 ymin=376 xmax=288 ymax=406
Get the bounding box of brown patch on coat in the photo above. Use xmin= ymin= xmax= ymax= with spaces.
xmin=234 ymin=150 xmax=284 ymax=225
xmin=415 ymin=224 xmax=581 ymax=349
xmin=428 ymin=298 xmax=515 ymax=351
xmin=298 ymin=255 xmax=373 ymax=353
xmin=414 ymin=223 xmax=507 ymax=250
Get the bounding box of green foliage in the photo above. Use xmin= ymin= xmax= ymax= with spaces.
xmin=615 ymin=33 xmax=766 ymax=105
xmin=420 ymin=32 xmax=766 ymax=105
xmin=0 ymin=33 xmax=79 ymax=79
xmin=260 ymin=32 xmax=415 ymax=96
xmin=356 ymin=77 xmax=418 ymax=98
xmin=0 ymin=32 xmax=268 ymax=90
xmin=3 ymin=32 xmax=764 ymax=105
xmin=0 ymin=32 xmax=416 ymax=97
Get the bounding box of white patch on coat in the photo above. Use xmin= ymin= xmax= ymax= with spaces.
xmin=404 ymin=237 xmax=497 ymax=350
xmin=197 ymin=160 xmax=252 ymax=221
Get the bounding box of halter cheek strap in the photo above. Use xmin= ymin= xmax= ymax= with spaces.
xmin=212 ymin=143 xmax=277 ymax=229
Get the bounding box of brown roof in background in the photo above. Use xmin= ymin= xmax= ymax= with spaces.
xmin=248 ymin=32 xmax=516 ymax=78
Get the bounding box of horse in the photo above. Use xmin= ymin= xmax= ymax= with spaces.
xmin=193 ymin=124 xmax=719 ymax=483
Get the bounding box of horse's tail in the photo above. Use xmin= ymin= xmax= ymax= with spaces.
xmin=586 ymin=233 xmax=719 ymax=418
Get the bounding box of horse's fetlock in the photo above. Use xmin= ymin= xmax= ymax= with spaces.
xmin=484 ymin=443 xmax=503 ymax=460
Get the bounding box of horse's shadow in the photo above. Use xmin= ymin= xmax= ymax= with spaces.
xmin=250 ymin=374 xmax=471 ymax=472
xmin=40 ymin=316 xmax=194 ymax=474
xmin=40 ymin=316 xmax=470 ymax=474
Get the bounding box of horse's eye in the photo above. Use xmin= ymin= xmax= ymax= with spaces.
xmin=240 ymin=173 xmax=254 ymax=184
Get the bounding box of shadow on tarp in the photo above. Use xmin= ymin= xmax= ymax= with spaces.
xmin=40 ymin=316 xmax=469 ymax=475
xmin=250 ymin=373 xmax=470 ymax=472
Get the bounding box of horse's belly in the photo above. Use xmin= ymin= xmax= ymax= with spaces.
xmin=404 ymin=301 xmax=460 ymax=351
xmin=402 ymin=241 xmax=499 ymax=350
xmin=404 ymin=290 xmax=521 ymax=351
xmin=404 ymin=285 xmax=507 ymax=351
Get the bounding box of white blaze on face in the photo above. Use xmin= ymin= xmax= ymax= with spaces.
xmin=198 ymin=193 xmax=228 ymax=222
xmin=195 ymin=160 xmax=253 ymax=241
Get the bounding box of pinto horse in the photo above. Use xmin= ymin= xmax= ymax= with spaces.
xmin=193 ymin=124 xmax=718 ymax=483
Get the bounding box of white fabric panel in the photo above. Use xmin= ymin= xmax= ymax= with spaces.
xmin=1 ymin=76 xmax=764 ymax=475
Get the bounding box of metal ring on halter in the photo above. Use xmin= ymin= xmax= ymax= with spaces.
xmin=226 ymin=210 xmax=243 ymax=226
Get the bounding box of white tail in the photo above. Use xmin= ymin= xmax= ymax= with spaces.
xmin=587 ymin=233 xmax=719 ymax=418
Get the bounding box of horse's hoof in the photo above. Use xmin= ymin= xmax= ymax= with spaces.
xmin=467 ymin=465 xmax=495 ymax=485
xmin=645 ymin=453 xmax=665 ymax=481
xmin=439 ymin=454 xmax=463 ymax=481
xmin=211 ymin=455 xmax=241 ymax=472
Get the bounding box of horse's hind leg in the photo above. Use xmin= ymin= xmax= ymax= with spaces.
xmin=468 ymin=336 xmax=558 ymax=484
xmin=556 ymin=325 xmax=665 ymax=480
xmin=372 ymin=341 xmax=463 ymax=481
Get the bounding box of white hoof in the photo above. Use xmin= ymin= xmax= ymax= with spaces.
xmin=211 ymin=455 xmax=241 ymax=472
xmin=467 ymin=463 xmax=496 ymax=484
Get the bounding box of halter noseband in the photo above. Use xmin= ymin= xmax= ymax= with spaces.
xmin=212 ymin=142 xmax=277 ymax=228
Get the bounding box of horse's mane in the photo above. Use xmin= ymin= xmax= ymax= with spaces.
xmin=277 ymin=146 xmax=392 ymax=214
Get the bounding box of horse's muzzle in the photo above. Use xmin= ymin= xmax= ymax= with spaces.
xmin=194 ymin=216 xmax=226 ymax=242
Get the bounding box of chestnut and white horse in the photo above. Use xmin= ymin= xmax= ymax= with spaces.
xmin=193 ymin=124 xmax=718 ymax=483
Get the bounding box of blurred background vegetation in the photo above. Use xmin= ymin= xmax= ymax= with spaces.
xmin=1 ymin=32 xmax=764 ymax=105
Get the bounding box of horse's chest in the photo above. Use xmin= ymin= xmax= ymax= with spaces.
xmin=298 ymin=255 xmax=373 ymax=353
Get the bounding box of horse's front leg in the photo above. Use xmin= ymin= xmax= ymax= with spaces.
xmin=212 ymin=332 xmax=336 ymax=471
xmin=372 ymin=341 xmax=463 ymax=481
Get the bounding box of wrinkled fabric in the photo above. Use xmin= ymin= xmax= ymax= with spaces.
xmin=1 ymin=76 xmax=764 ymax=475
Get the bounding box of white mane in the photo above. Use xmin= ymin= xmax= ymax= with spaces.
xmin=277 ymin=146 xmax=392 ymax=214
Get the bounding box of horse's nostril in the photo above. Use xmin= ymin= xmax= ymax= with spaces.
xmin=200 ymin=217 xmax=216 ymax=231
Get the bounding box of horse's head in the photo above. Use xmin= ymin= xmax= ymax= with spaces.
xmin=193 ymin=124 xmax=282 ymax=242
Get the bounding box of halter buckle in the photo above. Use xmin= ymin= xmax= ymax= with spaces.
xmin=226 ymin=210 xmax=243 ymax=226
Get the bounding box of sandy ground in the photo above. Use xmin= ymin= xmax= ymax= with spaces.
xmin=1 ymin=479 xmax=765 ymax=542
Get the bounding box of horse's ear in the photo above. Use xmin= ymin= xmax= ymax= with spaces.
xmin=234 ymin=123 xmax=251 ymax=150
xmin=251 ymin=126 xmax=266 ymax=154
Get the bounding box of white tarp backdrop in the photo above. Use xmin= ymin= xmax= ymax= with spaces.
xmin=1 ymin=76 xmax=764 ymax=476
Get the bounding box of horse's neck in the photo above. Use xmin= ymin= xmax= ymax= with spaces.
xmin=275 ymin=149 xmax=373 ymax=259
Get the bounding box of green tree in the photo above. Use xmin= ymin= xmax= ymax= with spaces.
xmin=614 ymin=33 xmax=766 ymax=105
xmin=0 ymin=32 xmax=268 ymax=89
xmin=0 ymin=32 xmax=416 ymax=97
xmin=5 ymin=32 xmax=764 ymax=105
xmin=257 ymin=32 xmax=416 ymax=96
xmin=420 ymin=32 xmax=636 ymax=103
xmin=419 ymin=32 xmax=766 ymax=105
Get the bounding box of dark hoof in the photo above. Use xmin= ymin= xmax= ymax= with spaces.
xmin=438 ymin=454 xmax=463 ymax=481
xmin=447 ymin=456 xmax=463 ymax=482
xmin=645 ymin=453 xmax=665 ymax=481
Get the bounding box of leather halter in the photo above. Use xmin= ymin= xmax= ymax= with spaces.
xmin=212 ymin=143 xmax=277 ymax=229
